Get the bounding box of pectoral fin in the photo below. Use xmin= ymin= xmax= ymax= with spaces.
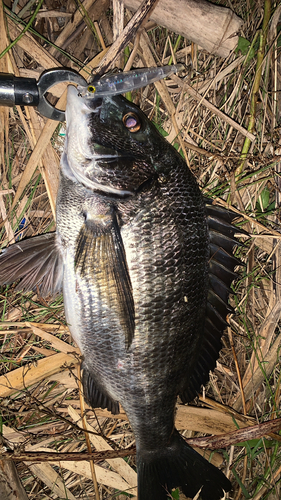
xmin=75 ymin=210 xmax=135 ymax=348
xmin=0 ymin=233 xmax=63 ymax=296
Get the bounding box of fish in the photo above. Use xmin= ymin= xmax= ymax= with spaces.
xmin=0 ymin=84 xmax=242 ymax=499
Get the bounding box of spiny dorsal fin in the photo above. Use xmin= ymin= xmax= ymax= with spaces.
xmin=75 ymin=208 xmax=135 ymax=349
xmin=180 ymin=200 xmax=246 ymax=403
xmin=0 ymin=233 xmax=63 ymax=296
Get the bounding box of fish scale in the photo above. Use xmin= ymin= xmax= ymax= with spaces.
xmin=61 ymin=169 xmax=205 ymax=433
xmin=0 ymin=84 xmax=243 ymax=500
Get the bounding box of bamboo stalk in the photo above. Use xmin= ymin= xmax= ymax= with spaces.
xmin=235 ymin=0 xmax=271 ymax=175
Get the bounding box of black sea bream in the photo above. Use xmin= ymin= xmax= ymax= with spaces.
xmin=0 ymin=84 xmax=242 ymax=499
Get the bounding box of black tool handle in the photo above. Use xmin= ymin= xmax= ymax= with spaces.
xmin=0 ymin=74 xmax=39 ymax=107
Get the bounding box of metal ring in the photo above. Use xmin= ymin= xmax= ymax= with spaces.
xmin=37 ymin=69 xmax=87 ymax=121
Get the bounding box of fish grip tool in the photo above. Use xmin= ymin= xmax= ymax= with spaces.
xmin=0 ymin=68 xmax=87 ymax=121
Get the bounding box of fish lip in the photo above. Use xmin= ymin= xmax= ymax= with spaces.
xmin=83 ymin=96 xmax=103 ymax=114
xmin=67 ymin=85 xmax=103 ymax=117
xmin=76 ymin=84 xmax=105 ymax=115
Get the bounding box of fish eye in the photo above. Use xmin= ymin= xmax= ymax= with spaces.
xmin=122 ymin=113 xmax=141 ymax=133
xmin=87 ymin=85 xmax=96 ymax=94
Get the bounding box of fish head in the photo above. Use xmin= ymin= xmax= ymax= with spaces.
xmin=62 ymin=85 xmax=174 ymax=196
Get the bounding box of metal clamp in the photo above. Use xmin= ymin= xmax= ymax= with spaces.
xmin=0 ymin=68 xmax=87 ymax=121
xmin=37 ymin=69 xmax=87 ymax=121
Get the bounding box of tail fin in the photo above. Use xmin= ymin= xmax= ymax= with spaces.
xmin=137 ymin=430 xmax=231 ymax=500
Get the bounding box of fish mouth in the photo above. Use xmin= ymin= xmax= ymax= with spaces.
xmin=64 ymin=86 xmax=134 ymax=197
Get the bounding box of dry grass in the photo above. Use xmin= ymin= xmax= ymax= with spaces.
xmin=0 ymin=0 xmax=281 ymax=499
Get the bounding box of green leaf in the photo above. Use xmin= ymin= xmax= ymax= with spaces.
xmin=231 ymin=467 xmax=251 ymax=498
xmin=236 ymin=36 xmax=255 ymax=60
xmin=236 ymin=438 xmax=274 ymax=448
xmin=236 ymin=37 xmax=250 ymax=54
xmin=260 ymin=186 xmax=270 ymax=210
xmin=152 ymin=121 xmax=168 ymax=137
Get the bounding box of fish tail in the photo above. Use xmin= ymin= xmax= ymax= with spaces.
xmin=137 ymin=429 xmax=231 ymax=500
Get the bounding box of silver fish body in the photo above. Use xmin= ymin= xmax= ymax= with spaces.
xmin=0 ymin=85 xmax=240 ymax=499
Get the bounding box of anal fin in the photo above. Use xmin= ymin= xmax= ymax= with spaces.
xmin=82 ymin=365 xmax=120 ymax=415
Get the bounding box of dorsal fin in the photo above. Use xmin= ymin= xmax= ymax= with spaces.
xmin=179 ymin=200 xmax=245 ymax=403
